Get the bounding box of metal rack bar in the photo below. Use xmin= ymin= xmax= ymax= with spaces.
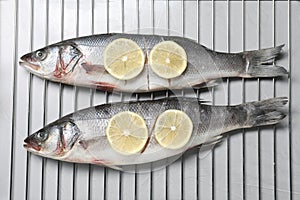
xmin=149 ymin=92 xmax=154 ymax=200
xmin=88 ymin=0 xmax=95 ymax=199
xmin=57 ymin=86 xmax=63 ymax=200
xmin=211 ymin=0 xmax=215 ymax=199
xmin=71 ymin=1 xmax=80 ymax=198
xmin=272 ymin=1 xmax=277 ymax=199
xmin=41 ymin=0 xmax=50 ymax=199
xmin=103 ymin=2 xmax=110 ymax=199
xmin=121 ymin=0 xmax=124 ymax=33
xmin=166 ymin=1 xmax=170 ymax=199
xmin=241 ymin=0 xmax=246 ymax=199
xmin=166 ymin=0 xmax=170 ymax=35
xmin=119 ymin=92 xmax=123 ymax=200
xmin=41 ymin=83 xmax=48 ymax=200
xmin=137 ymin=0 xmax=140 ymax=34
xmin=135 ymin=1 xmax=140 ymax=199
xmin=151 ymin=0 xmax=154 ymax=34
xmin=196 ymin=1 xmax=200 ymax=199
xmin=41 ymin=0 xmax=49 ymax=199
xmin=57 ymin=80 xmax=64 ymax=200
xmin=24 ymin=49 xmax=32 ymax=199
xmin=103 ymin=90 xmax=109 ymax=200
xmin=288 ymin=0 xmax=292 ymax=199
xmin=226 ymin=0 xmax=231 ymax=200
xmin=150 ymin=1 xmax=155 ymax=199
xmin=257 ymin=0 xmax=261 ymax=199
xmin=165 ymin=90 xmax=169 ymax=200
xmin=88 ymin=95 xmax=94 ymax=200
xmin=57 ymin=0 xmax=65 ymax=199
xmin=25 ymin=0 xmax=34 ymax=199
xmin=118 ymin=1 xmax=125 ymax=199
xmin=180 ymin=89 xmax=185 ymax=199
xmin=106 ymin=0 xmax=110 ymax=32
xmin=181 ymin=1 xmax=185 ymax=199
xmin=9 ymin=0 xmax=19 ymax=199
xmin=72 ymin=84 xmax=78 ymax=200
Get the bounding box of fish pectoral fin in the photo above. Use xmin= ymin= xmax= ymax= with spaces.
xmin=81 ymin=62 xmax=106 ymax=74
xmin=78 ymin=137 xmax=103 ymax=149
xmin=79 ymin=140 xmax=89 ymax=150
xmin=91 ymin=159 xmax=123 ymax=171
xmin=78 ymin=139 xmax=123 ymax=171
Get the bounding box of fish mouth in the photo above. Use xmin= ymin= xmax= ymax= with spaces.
xmin=23 ymin=143 xmax=41 ymax=152
xmin=19 ymin=61 xmax=41 ymax=71
xmin=23 ymin=137 xmax=41 ymax=152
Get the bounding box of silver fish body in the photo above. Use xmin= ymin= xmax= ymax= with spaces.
xmin=23 ymin=97 xmax=287 ymax=169
xmin=20 ymin=33 xmax=287 ymax=93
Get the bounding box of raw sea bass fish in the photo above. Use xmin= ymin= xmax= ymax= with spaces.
xmin=20 ymin=33 xmax=287 ymax=93
xmin=23 ymin=97 xmax=287 ymax=170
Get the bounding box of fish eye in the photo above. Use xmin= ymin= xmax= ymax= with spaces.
xmin=35 ymin=50 xmax=47 ymax=61
xmin=36 ymin=131 xmax=48 ymax=142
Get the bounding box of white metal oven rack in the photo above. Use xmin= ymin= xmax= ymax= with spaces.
xmin=0 ymin=0 xmax=299 ymax=199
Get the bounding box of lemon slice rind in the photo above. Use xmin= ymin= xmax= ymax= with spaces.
xmin=149 ymin=41 xmax=187 ymax=79
xmin=104 ymin=38 xmax=145 ymax=80
xmin=106 ymin=111 xmax=148 ymax=155
xmin=154 ymin=109 xmax=193 ymax=150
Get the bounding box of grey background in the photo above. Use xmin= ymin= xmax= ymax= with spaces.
xmin=0 ymin=0 xmax=299 ymax=199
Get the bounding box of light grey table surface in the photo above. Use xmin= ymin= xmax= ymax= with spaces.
xmin=0 ymin=0 xmax=299 ymax=199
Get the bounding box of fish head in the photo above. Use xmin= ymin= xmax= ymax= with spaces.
xmin=23 ymin=120 xmax=80 ymax=159
xmin=20 ymin=42 xmax=83 ymax=80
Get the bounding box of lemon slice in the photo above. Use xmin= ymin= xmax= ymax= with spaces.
xmin=104 ymin=38 xmax=145 ymax=80
xmin=149 ymin=41 xmax=187 ymax=79
xmin=106 ymin=111 xmax=148 ymax=155
xmin=154 ymin=110 xmax=193 ymax=149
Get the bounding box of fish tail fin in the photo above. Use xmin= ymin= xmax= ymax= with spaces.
xmin=243 ymin=97 xmax=288 ymax=128
xmin=246 ymin=45 xmax=284 ymax=65
xmin=242 ymin=65 xmax=288 ymax=77
xmin=240 ymin=45 xmax=288 ymax=77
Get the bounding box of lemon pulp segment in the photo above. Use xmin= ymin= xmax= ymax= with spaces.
xmin=106 ymin=111 xmax=148 ymax=155
xmin=149 ymin=41 xmax=187 ymax=79
xmin=154 ymin=109 xmax=193 ymax=149
xmin=104 ymin=38 xmax=145 ymax=80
